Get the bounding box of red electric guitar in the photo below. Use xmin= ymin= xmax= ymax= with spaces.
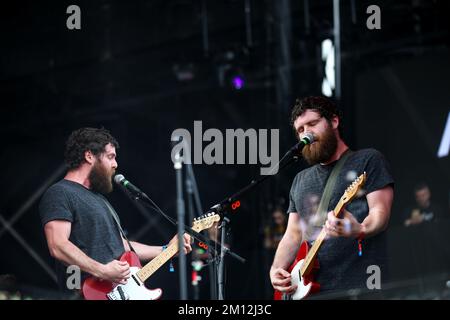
xmin=82 ymin=213 xmax=220 ymax=300
xmin=274 ymin=172 xmax=366 ymax=300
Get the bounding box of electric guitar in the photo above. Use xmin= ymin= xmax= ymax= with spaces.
xmin=274 ymin=172 xmax=367 ymax=300
xmin=82 ymin=213 xmax=220 ymax=300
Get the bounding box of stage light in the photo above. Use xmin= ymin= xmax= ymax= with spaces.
xmin=437 ymin=111 xmax=450 ymax=158
xmin=173 ymin=63 xmax=195 ymax=81
xmin=216 ymin=48 xmax=249 ymax=90
xmin=321 ymin=38 xmax=335 ymax=97
xmin=231 ymin=75 xmax=244 ymax=90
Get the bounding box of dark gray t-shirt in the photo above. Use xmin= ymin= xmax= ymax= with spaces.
xmin=39 ymin=179 xmax=125 ymax=293
xmin=287 ymin=148 xmax=394 ymax=293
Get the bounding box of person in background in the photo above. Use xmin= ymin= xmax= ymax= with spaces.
xmin=403 ymin=182 xmax=445 ymax=227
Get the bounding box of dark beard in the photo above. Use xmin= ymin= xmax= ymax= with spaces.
xmin=89 ymin=160 xmax=114 ymax=194
xmin=301 ymin=125 xmax=338 ymax=165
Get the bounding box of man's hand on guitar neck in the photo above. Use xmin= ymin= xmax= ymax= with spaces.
xmin=324 ymin=210 xmax=364 ymax=238
xmin=167 ymin=233 xmax=193 ymax=255
xmin=325 ymin=186 xmax=393 ymax=239
xmin=270 ymin=267 xmax=297 ymax=294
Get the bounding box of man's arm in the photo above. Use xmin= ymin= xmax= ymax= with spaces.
xmin=123 ymin=240 xmax=163 ymax=261
xmin=44 ymin=220 xmax=130 ymax=284
xmin=404 ymin=209 xmax=424 ymax=227
xmin=123 ymin=234 xmax=192 ymax=262
xmin=360 ymin=185 xmax=394 ymax=237
xmin=269 ymin=212 xmax=302 ymax=293
xmin=325 ymin=185 xmax=394 ymax=238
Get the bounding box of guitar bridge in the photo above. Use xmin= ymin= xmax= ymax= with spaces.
xmin=107 ymin=291 xmax=118 ymax=300
xmin=107 ymin=285 xmax=130 ymax=300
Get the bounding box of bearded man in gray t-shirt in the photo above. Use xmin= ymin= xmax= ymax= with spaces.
xmin=270 ymin=96 xmax=394 ymax=298
xmin=39 ymin=127 xmax=192 ymax=298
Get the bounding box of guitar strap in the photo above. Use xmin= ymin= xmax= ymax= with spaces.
xmin=101 ymin=197 xmax=137 ymax=254
xmin=313 ymin=148 xmax=353 ymax=227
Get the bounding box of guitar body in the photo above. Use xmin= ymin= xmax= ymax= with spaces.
xmin=82 ymin=251 xmax=163 ymax=300
xmin=274 ymin=241 xmax=320 ymax=300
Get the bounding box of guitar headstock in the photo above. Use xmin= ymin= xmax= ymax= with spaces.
xmin=192 ymin=213 xmax=221 ymax=232
xmin=340 ymin=172 xmax=367 ymax=204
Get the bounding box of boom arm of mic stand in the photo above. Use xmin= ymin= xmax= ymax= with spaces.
xmin=212 ymin=155 xmax=299 ymax=214
xmin=204 ymin=156 xmax=300 ymax=265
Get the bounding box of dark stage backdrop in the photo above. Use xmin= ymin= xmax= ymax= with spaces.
xmin=1 ymin=0 xmax=449 ymax=300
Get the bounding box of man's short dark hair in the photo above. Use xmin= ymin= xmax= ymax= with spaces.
xmin=413 ymin=182 xmax=429 ymax=193
xmin=290 ymin=96 xmax=344 ymax=136
xmin=64 ymin=127 xmax=119 ymax=170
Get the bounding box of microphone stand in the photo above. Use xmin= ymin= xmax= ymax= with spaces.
xmin=185 ymin=162 xmax=212 ymax=300
xmin=210 ymin=151 xmax=301 ymax=300
xmin=173 ymin=151 xmax=188 ymax=300
xmin=217 ymin=216 xmax=229 ymax=300
xmin=117 ymin=182 xmax=243 ymax=297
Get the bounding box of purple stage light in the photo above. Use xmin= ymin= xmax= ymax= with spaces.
xmin=232 ymin=76 xmax=244 ymax=89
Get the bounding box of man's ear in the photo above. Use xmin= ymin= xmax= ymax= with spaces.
xmin=331 ymin=115 xmax=339 ymax=130
xmin=84 ymin=150 xmax=95 ymax=165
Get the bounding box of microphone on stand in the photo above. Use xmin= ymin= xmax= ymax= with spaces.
xmin=114 ymin=174 xmax=147 ymax=198
xmin=285 ymin=132 xmax=315 ymax=157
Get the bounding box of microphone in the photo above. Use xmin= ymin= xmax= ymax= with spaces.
xmin=114 ymin=174 xmax=147 ymax=198
xmin=286 ymin=132 xmax=315 ymax=155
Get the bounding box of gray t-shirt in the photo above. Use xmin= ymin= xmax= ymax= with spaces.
xmin=39 ymin=179 xmax=125 ymax=293
xmin=287 ymin=148 xmax=394 ymax=293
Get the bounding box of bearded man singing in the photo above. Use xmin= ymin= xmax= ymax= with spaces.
xmin=270 ymin=96 xmax=394 ymax=298
xmin=39 ymin=127 xmax=192 ymax=298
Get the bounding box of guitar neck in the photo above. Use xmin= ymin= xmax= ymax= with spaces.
xmin=300 ymin=198 xmax=346 ymax=277
xmin=136 ymin=227 xmax=199 ymax=282
xmin=136 ymin=242 xmax=179 ymax=282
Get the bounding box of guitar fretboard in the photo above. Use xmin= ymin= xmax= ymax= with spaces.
xmin=136 ymin=225 xmax=201 ymax=282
